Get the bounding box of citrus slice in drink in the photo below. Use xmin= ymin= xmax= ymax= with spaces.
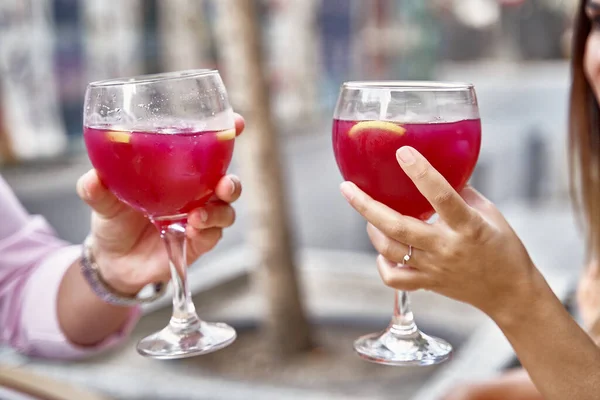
xmin=106 ymin=130 xmax=132 ymax=144
xmin=348 ymin=121 xmax=406 ymax=137
xmin=216 ymin=128 xmax=236 ymax=141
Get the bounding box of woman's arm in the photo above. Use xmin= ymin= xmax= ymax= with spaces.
xmin=340 ymin=146 xmax=600 ymax=400
xmin=445 ymin=259 xmax=600 ymax=400
xmin=495 ymin=272 xmax=600 ymax=400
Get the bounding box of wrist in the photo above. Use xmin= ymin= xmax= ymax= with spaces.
xmin=93 ymin=252 xmax=143 ymax=296
xmin=81 ymin=235 xmax=166 ymax=306
xmin=485 ymin=267 xmax=554 ymax=332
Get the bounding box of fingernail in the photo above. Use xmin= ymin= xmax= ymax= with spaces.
xmin=199 ymin=209 xmax=208 ymax=223
xmin=397 ymin=147 xmax=416 ymax=165
xmin=79 ymin=173 xmax=92 ymax=200
xmin=340 ymin=181 xmax=356 ymax=201
xmin=228 ymin=175 xmax=240 ymax=195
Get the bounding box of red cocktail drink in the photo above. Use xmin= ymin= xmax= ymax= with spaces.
xmin=333 ymin=119 xmax=481 ymax=220
xmin=84 ymin=126 xmax=235 ymax=218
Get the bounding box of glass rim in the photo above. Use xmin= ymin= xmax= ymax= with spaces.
xmin=88 ymin=69 xmax=220 ymax=88
xmin=342 ymin=80 xmax=473 ymax=91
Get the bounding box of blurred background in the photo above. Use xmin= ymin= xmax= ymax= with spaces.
xmin=0 ymin=1 xmax=584 ymax=400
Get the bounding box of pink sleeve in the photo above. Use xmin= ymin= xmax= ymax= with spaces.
xmin=0 ymin=176 xmax=140 ymax=359
xmin=20 ymin=244 xmax=142 ymax=359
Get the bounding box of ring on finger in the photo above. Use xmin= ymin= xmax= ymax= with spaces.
xmin=401 ymin=245 xmax=413 ymax=266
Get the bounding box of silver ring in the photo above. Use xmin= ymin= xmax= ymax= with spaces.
xmin=402 ymin=245 xmax=413 ymax=265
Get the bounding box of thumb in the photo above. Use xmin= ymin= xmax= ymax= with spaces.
xmin=76 ymin=169 xmax=127 ymax=219
xmin=233 ymin=112 xmax=245 ymax=137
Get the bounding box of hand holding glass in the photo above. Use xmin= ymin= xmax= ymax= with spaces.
xmin=83 ymin=70 xmax=237 ymax=359
xmin=333 ymin=81 xmax=481 ymax=366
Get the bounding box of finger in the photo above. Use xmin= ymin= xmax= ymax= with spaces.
xmin=367 ymin=223 xmax=425 ymax=266
xmin=187 ymin=226 xmax=223 ymax=242
xmin=376 ymin=255 xmax=429 ymax=291
xmin=188 ymin=204 xmax=236 ymax=229
xmin=234 ymin=113 xmax=245 ymax=137
xmin=187 ymin=227 xmax=223 ymax=254
xmin=459 ymin=185 xmax=497 ymax=214
xmin=76 ymin=169 xmax=127 ymax=219
xmin=154 ymin=271 xmax=173 ymax=287
xmin=340 ymin=181 xmax=437 ymax=249
xmin=213 ymin=174 xmax=242 ymax=203
xmin=396 ymin=146 xmax=474 ymax=228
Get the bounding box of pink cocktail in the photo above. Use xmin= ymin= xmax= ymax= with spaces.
xmin=83 ymin=69 xmax=237 ymax=359
xmin=333 ymin=81 xmax=481 ymax=366
xmin=84 ymin=127 xmax=235 ymax=218
xmin=333 ymin=119 xmax=481 ymax=220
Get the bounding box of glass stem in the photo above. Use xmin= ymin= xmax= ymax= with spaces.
xmin=389 ymin=290 xmax=419 ymax=337
xmin=160 ymin=220 xmax=201 ymax=332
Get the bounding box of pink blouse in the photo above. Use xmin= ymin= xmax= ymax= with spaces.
xmin=0 ymin=176 xmax=139 ymax=359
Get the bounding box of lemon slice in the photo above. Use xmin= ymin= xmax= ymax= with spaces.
xmin=106 ymin=130 xmax=132 ymax=144
xmin=348 ymin=121 xmax=406 ymax=137
xmin=216 ymin=128 xmax=236 ymax=141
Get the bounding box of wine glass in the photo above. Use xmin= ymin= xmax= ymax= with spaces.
xmin=332 ymin=81 xmax=481 ymax=366
xmin=83 ymin=70 xmax=237 ymax=359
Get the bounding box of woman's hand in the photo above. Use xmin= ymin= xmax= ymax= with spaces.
xmin=339 ymin=146 xmax=542 ymax=321
xmin=76 ymin=114 xmax=245 ymax=295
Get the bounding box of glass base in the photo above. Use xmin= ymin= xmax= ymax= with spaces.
xmin=353 ymin=328 xmax=452 ymax=366
xmin=137 ymin=320 xmax=237 ymax=360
